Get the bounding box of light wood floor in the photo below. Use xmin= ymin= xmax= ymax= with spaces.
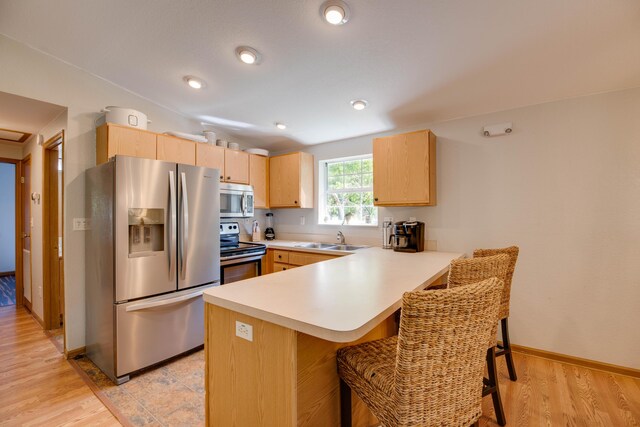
xmin=1 ymin=304 xmax=638 ymax=426
xmin=0 ymin=305 xmax=119 ymax=426
xmin=480 ymin=352 xmax=640 ymax=426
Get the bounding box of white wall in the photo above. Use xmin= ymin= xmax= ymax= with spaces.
xmin=0 ymin=34 xmax=248 ymax=350
xmin=0 ymin=143 xmax=23 ymax=159
xmin=0 ymin=162 xmax=16 ymax=272
xmin=271 ymin=87 xmax=640 ymax=369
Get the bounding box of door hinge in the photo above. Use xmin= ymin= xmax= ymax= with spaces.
xmin=20 ymin=177 xmax=25 ymax=184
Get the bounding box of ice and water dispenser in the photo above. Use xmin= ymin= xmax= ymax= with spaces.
xmin=128 ymin=208 xmax=164 ymax=256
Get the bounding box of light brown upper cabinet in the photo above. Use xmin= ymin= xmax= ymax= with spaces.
xmin=96 ymin=123 xmax=156 ymax=164
xmin=249 ymin=154 xmax=269 ymax=209
xmin=196 ymin=144 xmax=225 ymax=180
xmin=156 ymin=134 xmax=196 ymax=165
xmin=224 ymin=150 xmax=250 ymax=184
xmin=373 ymin=129 xmax=436 ymax=206
xmin=269 ymin=152 xmax=314 ymax=208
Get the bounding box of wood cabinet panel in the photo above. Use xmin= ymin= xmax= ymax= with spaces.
xmin=273 ymin=262 xmax=296 ymax=272
xmin=156 ymin=134 xmax=196 ymax=165
xmin=196 ymin=144 xmax=225 ymax=180
xmin=249 ymin=154 xmax=269 ymax=209
xmin=96 ymin=123 xmax=157 ymax=164
xmin=224 ymin=150 xmax=249 ymax=184
xmin=269 ymin=152 xmax=314 ymax=208
xmin=273 ymin=250 xmax=290 ymax=264
xmin=373 ymin=129 xmax=436 ymax=206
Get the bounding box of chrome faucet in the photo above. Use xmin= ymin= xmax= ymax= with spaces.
xmin=336 ymin=231 xmax=346 ymax=245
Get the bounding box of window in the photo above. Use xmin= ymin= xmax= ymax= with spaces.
xmin=318 ymin=155 xmax=378 ymax=226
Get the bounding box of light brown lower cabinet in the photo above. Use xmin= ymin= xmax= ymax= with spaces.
xmin=265 ymin=249 xmax=343 ymax=274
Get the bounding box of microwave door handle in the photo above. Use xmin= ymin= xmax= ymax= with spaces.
xmin=180 ymin=172 xmax=189 ymax=280
xmin=241 ymin=193 xmax=246 ymax=216
xmin=168 ymin=170 xmax=176 ymax=280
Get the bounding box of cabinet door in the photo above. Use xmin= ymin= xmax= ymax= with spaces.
xmin=269 ymin=153 xmax=300 ymax=207
xmin=196 ymin=144 xmax=225 ymax=181
xmin=249 ymin=154 xmax=269 ymax=209
xmin=224 ymin=150 xmax=249 ymax=184
xmin=373 ymin=130 xmax=435 ymax=206
xmin=97 ymin=124 xmax=156 ymax=164
xmin=157 ymin=134 xmax=196 ymax=165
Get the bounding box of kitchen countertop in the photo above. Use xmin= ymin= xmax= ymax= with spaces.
xmin=204 ymin=245 xmax=464 ymax=342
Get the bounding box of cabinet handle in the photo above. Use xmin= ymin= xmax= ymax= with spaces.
xmin=374 ymin=197 xmax=378 ymax=201
xmin=283 ymin=267 xmax=287 ymax=270
xmin=278 ymin=255 xmax=282 ymax=259
xmin=227 ymin=176 xmax=231 ymax=180
xmin=294 ymin=200 xmax=298 ymax=204
xmin=220 ymin=176 xmax=223 ymax=181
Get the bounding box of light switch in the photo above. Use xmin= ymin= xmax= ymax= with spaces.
xmin=73 ymin=218 xmax=90 ymax=231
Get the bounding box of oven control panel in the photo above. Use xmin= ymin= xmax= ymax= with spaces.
xmin=220 ymin=222 xmax=240 ymax=236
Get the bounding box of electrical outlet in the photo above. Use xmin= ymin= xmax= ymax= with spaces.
xmin=383 ymin=216 xmax=393 ymax=224
xmin=300 ymin=216 xmax=305 ymax=225
xmin=73 ymin=218 xmax=90 ymax=231
xmin=235 ymin=321 xmax=253 ymax=342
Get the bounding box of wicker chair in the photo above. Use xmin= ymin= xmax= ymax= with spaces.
xmin=447 ymin=254 xmax=511 ymax=426
xmin=337 ymin=278 xmax=504 ymax=427
xmin=473 ymin=246 xmax=520 ymax=382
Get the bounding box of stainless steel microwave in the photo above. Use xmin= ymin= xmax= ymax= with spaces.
xmin=220 ymin=183 xmax=254 ymax=218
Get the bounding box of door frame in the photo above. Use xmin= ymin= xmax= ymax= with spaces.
xmin=42 ymin=130 xmax=64 ymax=335
xmin=0 ymin=157 xmax=21 ymax=307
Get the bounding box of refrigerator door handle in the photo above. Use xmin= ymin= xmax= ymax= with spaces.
xmin=168 ymin=170 xmax=176 ymax=281
xmin=180 ymin=172 xmax=189 ymax=280
xmin=124 ymin=289 xmax=205 ymax=312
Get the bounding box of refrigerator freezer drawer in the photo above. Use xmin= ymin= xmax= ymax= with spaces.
xmin=115 ymin=284 xmax=217 ymax=378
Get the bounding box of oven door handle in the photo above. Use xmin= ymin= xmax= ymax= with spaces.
xmin=220 ymin=254 xmax=265 ymax=266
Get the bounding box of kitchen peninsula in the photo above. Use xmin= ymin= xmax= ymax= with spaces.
xmin=203 ymin=246 xmax=463 ymax=426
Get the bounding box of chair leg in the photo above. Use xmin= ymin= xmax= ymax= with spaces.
xmin=340 ymin=378 xmax=352 ymax=427
xmin=485 ymin=347 xmax=506 ymax=426
xmin=501 ymin=318 xmax=518 ymax=381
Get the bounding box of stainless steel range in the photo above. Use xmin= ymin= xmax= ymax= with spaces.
xmin=220 ymin=222 xmax=266 ymax=284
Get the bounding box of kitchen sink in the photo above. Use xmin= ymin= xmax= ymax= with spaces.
xmin=326 ymin=244 xmax=368 ymax=251
xmin=293 ymin=242 xmax=338 ymax=249
xmin=293 ymin=242 xmax=368 ymax=251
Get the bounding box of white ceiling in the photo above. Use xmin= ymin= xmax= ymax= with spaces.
xmin=0 ymin=91 xmax=66 ymax=146
xmin=1 ymin=0 xmax=639 ymax=150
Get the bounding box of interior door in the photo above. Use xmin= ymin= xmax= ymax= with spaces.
xmin=177 ymin=164 xmax=220 ymax=290
xmin=21 ymin=156 xmax=31 ymax=305
xmin=114 ymin=156 xmax=177 ymax=302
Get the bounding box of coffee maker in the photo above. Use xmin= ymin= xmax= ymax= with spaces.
xmin=391 ymin=221 xmax=425 ymax=253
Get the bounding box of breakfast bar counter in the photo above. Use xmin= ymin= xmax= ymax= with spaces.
xmin=203 ymin=248 xmax=463 ymax=426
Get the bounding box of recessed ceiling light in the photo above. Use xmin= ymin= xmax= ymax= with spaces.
xmin=275 ymin=122 xmax=287 ymax=130
xmin=236 ymin=46 xmax=261 ymax=65
xmin=184 ymin=76 xmax=205 ymax=89
xmin=350 ymin=99 xmax=368 ymax=110
xmin=320 ymin=1 xmax=350 ymax=25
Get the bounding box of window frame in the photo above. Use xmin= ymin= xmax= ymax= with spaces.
xmin=317 ymin=154 xmax=378 ymax=227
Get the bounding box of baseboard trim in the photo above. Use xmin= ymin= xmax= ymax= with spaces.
xmin=65 ymin=346 xmax=86 ymax=360
xmin=32 ymin=310 xmax=45 ymax=328
xmin=510 ymin=343 xmax=640 ymax=379
xmin=0 ymin=271 xmax=16 ymax=277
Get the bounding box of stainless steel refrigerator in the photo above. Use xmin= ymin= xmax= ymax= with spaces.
xmin=85 ymin=156 xmax=220 ymax=384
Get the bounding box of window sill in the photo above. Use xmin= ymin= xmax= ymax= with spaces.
xmin=317 ymin=223 xmax=379 ymax=228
